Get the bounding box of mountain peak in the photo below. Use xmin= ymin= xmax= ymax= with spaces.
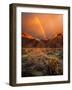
xmin=22 ymin=33 xmax=34 ymax=39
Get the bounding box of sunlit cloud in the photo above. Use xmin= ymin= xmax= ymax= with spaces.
xmin=22 ymin=13 xmax=63 ymax=40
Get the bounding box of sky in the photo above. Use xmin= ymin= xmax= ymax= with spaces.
xmin=22 ymin=13 xmax=63 ymax=40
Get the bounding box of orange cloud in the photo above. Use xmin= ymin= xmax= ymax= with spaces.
xmin=22 ymin=13 xmax=63 ymax=40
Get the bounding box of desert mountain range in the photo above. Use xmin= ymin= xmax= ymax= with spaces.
xmin=22 ymin=32 xmax=63 ymax=48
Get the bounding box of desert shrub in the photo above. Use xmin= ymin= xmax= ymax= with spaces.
xmin=22 ymin=48 xmax=63 ymax=77
xmin=46 ymin=57 xmax=63 ymax=75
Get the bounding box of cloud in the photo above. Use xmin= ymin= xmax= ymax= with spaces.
xmin=22 ymin=13 xmax=63 ymax=39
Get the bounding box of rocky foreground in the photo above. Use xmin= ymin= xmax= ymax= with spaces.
xmin=22 ymin=48 xmax=63 ymax=77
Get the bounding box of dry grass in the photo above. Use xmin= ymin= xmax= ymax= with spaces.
xmin=22 ymin=48 xmax=63 ymax=77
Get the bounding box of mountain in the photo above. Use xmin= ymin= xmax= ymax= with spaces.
xmin=22 ymin=33 xmax=34 ymax=39
xmin=51 ymin=33 xmax=63 ymax=48
xmin=45 ymin=33 xmax=63 ymax=48
xmin=22 ymin=33 xmax=45 ymax=48
xmin=22 ymin=33 xmax=63 ymax=48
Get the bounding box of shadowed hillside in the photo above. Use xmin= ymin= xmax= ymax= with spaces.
xmin=22 ymin=33 xmax=63 ymax=48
